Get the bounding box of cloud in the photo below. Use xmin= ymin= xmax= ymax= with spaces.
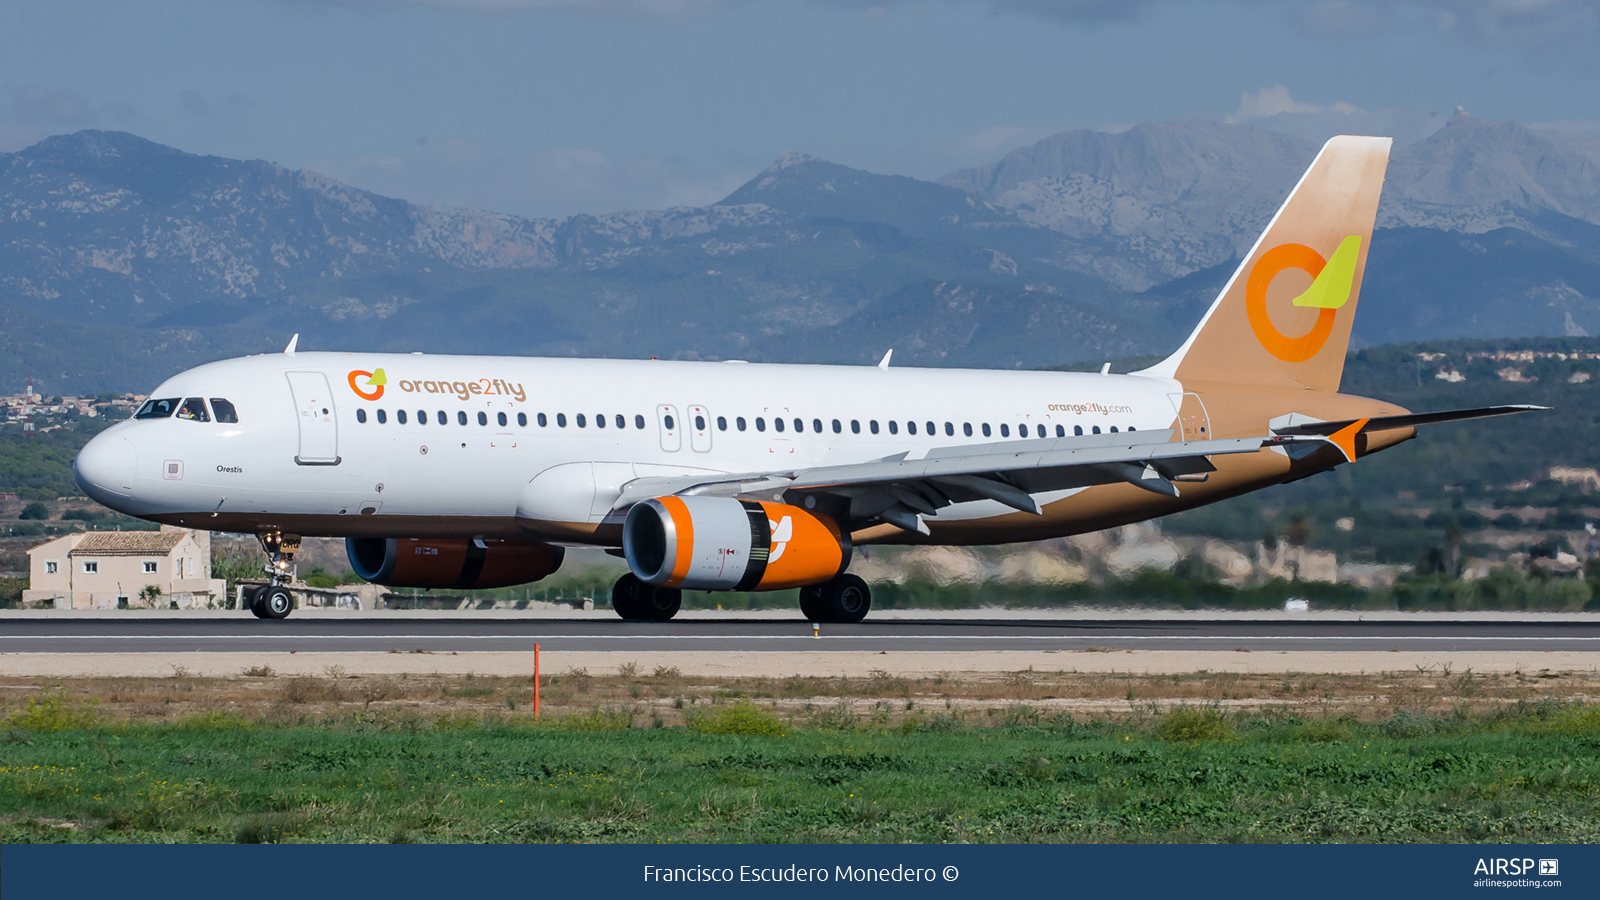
xmin=875 ymin=124 xmax=1063 ymax=179
xmin=336 ymin=0 xmax=1158 ymax=25
xmin=1530 ymin=118 xmax=1600 ymax=140
xmin=1226 ymin=85 xmax=1449 ymax=145
xmin=180 ymin=90 xmax=213 ymax=120
xmin=304 ymin=138 xmax=759 ymax=217
xmin=0 ymin=84 xmax=98 ymax=128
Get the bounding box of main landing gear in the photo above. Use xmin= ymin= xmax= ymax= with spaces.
xmin=608 ymin=572 xmax=873 ymax=624
xmin=800 ymin=573 xmax=872 ymax=624
xmin=611 ymin=573 xmax=683 ymax=622
xmin=246 ymin=531 xmax=300 ymax=620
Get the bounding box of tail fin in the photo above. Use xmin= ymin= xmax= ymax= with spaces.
xmin=1139 ymin=135 xmax=1391 ymax=393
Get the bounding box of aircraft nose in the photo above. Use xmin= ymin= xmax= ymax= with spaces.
xmin=74 ymin=433 xmax=136 ymax=504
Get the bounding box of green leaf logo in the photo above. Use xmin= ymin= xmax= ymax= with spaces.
xmin=1290 ymin=235 xmax=1361 ymax=310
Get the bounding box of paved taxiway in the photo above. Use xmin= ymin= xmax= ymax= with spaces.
xmin=4 ymin=617 xmax=1599 ymax=654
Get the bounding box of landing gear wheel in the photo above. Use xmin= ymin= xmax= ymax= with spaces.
xmin=798 ymin=584 xmax=827 ymax=622
xmin=246 ymin=585 xmax=269 ymax=619
xmin=612 ymin=574 xmax=681 ymax=621
xmin=820 ymin=574 xmax=871 ymax=624
xmin=640 ymin=586 xmax=682 ymax=622
xmin=259 ymin=586 xmax=294 ymax=619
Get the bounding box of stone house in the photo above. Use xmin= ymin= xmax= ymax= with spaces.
xmin=23 ymin=527 xmax=226 ymax=609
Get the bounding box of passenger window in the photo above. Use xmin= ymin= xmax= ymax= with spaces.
xmin=907 ymin=421 xmax=916 ymax=435
xmin=1092 ymin=426 xmax=1101 ymax=434
xmin=398 ymin=410 xmax=408 ymax=425
xmin=756 ymin=418 xmax=766 ymax=432
xmin=577 ymin=414 xmax=587 ymax=428
xmin=1055 ymin=425 xmax=1064 ymax=437
xmin=737 ymin=417 xmax=747 ymax=431
xmin=418 ymin=410 xmax=428 ymax=425
xmin=176 ymin=398 xmax=210 ymax=422
xmin=717 ymin=416 xmax=727 ymax=431
xmin=135 ymin=398 xmax=180 ymax=419
xmin=1000 ymin=424 xmax=1009 ymax=437
xmin=557 ymin=414 xmax=567 ymax=427
xmin=1129 ymin=426 xmax=1137 ymax=432
xmin=357 ymin=409 xmax=368 ymax=424
xmin=635 ymin=415 xmax=645 ymax=429
xmin=457 ymin=411 xmax=468 ymax=426
xmin=793 ymin=418 xmax=803 ymax=433
xmin=963 ymin=423 xmax=972 ymax=437
xmin=945 ymin=422 xmax=954 ymax=436
xmin=870 ymin=420 xmax=879 ymax=434
xmin=1109 ymin=426 xmax=1118 ymax=433
xmin=663 ymin=414 xmax=674 ymax=430
xmin=479 ymin=412 xmax=489 ymax=426
xmin=775 ymin=418 xmax=785 ymax=433
xmin=518 ymin=413 xmax=528 ymax=427
xmin=888 ymin=421 xmax=898 ymax=435
xmin=832 ymin=419 xmax=842 ymax=434
xmin=437 ymin=411 xmax=447 ymax=425
xmin=377 ymin=409 xmax=387 ymax=424
xmin=1074 ymin=425 xmax=1083 ymax=436
xmin=1018 ymin=424 xmax=1027 ymax=438
xmin=927 ymin=421 xmax=936 ymax=436
xmin=695 ymin=414 xmax=706 ymax=431
xmin=813 ymin=418 xmax=822 ymax=433
xmin=616 ymin=414 xmax=626 ymax=429
xmin=1037 ymin=425 xmax=1046 ymax=438
xmin=596 ymin=414 xmax=606 ymax=429
xmin=210 ymin=398 xmax=239 ymax=423
xmin=498 ymin=412 xmax=507 ymax=427
xmin=982 ymin=424 xmax=991 ymax=437
xmin=851 ymin=420 xmax=860 ymax=434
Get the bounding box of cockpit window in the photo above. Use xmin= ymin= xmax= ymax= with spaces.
xmin=176 ymin=398 xmax=210 ymax=422
xmin=209 ymin=398 xmax=239 ymax=423
xmin=135 ymin=398 xmax=181 ymax=419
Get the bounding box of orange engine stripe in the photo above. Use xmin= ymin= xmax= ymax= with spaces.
xmin=659 ymin=495 xmax=694 ymax=587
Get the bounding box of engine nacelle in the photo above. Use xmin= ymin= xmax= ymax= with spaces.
xmin=346 ymin=538 xmax=565 ymax=590
xmin=623 ymin=496 xmax=850 ymax=591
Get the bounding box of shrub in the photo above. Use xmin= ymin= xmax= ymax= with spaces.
xmin=18 ymin=501 xmax=48 ymax=520
xmin=688 ymin=702 xmax=786 ymax=737
xmin=558 ymin=707 xmax=633 ymax=732
xmin=8 ymin=694 xmax=100 ymax=732
xmin=1154 ymin=706 xmax=1234 ymax=743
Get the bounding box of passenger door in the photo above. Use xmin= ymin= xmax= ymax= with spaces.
xmin=287 ymin=372 xmax=340 ymax=465
xmin=1167 ymin=392 xmax=1212 ymax=442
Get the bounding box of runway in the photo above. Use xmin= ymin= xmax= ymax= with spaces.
xmin=4 ymin=617 xmax=1600 ymax=654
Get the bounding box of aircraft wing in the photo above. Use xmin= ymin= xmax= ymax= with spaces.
xmin=1271 ymin=404 xmax=1547 ymax=437
xmin=612 ymin=429 xmax=1326 ymax=534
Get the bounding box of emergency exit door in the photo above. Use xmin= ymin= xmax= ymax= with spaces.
xmin=287 ymin=371 xmax=340 ymax=465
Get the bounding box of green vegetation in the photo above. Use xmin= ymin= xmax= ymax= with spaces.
xmin=1 ymin=699 xmax=1597 ymax=844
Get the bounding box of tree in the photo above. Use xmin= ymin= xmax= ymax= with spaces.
xmin=18 ymin=501 xmax=49 ymax=520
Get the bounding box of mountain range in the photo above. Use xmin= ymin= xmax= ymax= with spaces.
xmin=3 ymin=114 xmax=1600 ymax=395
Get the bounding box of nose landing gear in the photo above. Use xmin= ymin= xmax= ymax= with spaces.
xmin=247 ymin=531 xmax=301 ymax=620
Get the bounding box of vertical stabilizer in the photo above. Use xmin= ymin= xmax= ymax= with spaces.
xmin=1139 ymin=135 xmax=1391 ymax=392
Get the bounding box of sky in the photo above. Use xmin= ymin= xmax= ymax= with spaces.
xmin=1 ymin=0 xmax=1598 ymax=218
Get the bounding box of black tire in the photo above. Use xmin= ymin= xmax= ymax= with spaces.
xmin=246 ymin=585 xmax=269 ymax=619
xmin=640 ymin=586 xmax=682 ymax=622
xmin=611 ymin=573 xmax=644 ymax=620
xmin=260 ymin=586 xmax=294 ymax=620
xmin=798 ymin=584 xmax=827 ymax=622
xmin=822 ymin=574 xmax=871 ymax=624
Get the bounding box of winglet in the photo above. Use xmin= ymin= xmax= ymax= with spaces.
xmin=284 ymin=334 xmax=299 ymax=356
xmin=1328 ymin=418 xmax=1367 ymax=463
xmin=877 ymin=349 xmax=893 ymax=369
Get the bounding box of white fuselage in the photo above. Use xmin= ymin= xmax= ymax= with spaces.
xmin=74 ymin=351 xmax=1190 ymax=544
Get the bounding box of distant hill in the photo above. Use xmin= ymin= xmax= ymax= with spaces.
xmin=4 ymin=118 xmax=1600 ymax=395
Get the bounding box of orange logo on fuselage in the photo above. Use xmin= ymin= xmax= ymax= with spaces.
xmin=1246 ymin=236 xmax=1361 ymax=362
xmin=348 ymin=369 xmax=386 ymax=401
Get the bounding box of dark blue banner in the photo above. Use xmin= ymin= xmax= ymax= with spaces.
xmin=3 ymin=844 xmax=1593 ymax=899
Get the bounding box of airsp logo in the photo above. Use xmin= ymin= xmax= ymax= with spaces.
xmin=1246 ymin=236 xmax=1361 ymax=362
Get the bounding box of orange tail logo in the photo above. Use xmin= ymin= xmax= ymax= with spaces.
xmin=1247 ymin=236 xmax=1361 ymax=362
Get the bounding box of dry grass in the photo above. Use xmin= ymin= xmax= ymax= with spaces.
xmin=0 ymin=663 xmax=1595 ymax=730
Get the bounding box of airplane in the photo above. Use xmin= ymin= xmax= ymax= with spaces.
xmin=72 ymin=135 xmax=1542 ymax=621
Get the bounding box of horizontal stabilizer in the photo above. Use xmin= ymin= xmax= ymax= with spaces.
xmin=1271 ymin=405 xmax=1548 ymax=438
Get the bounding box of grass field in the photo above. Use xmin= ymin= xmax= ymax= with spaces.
xmin=2 ymin=669 xmax=1597 ymax=844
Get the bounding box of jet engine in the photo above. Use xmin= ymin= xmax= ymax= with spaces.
xmin=346 ymin=538 xmax=565 ymax=590
xmin=622 ymin=496 xmax=850 ymax=591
